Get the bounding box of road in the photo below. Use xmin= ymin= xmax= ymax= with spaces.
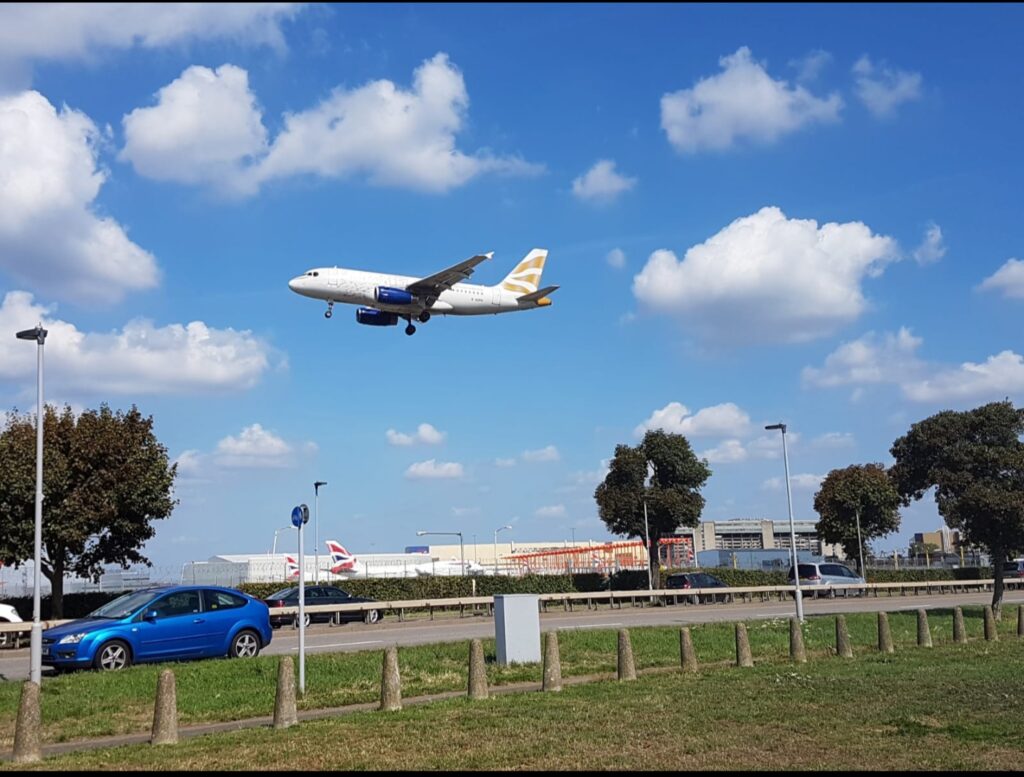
xmin=1 ymin=589 xmax=1020 ymax=683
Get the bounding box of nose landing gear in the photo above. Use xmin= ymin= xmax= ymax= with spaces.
xmin=405 ymin=322 xmax=416 ymax=336
xmin=324 ymin=300 xmax=334 ymax=319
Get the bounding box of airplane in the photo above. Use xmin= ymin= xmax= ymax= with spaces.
xmin=412 ymin=558 xmax=491 ymax=577
xmin=326 ymin=540 xmax=365 ymax=576
xmin=288 ymin=248 xmax=558 ymax=336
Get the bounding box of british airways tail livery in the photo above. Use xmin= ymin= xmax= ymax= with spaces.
xmin=288 ymin=248 xmax=558 ymax=336
xmin=285 ymin=555 xmax=299 ymax=580
xmin=325 ymin=540 xmax=364 ymax=575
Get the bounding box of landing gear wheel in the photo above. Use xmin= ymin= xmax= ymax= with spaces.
xmin=325 ymin=301 xmax=334 ymax=319
xmin=405 ymin=323 xmax=416 ymax=336
xmin=418 ymin=311 xmax=431 ymax=323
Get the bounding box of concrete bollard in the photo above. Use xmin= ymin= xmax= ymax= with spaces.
xmin=953 ymin=607 xmax=966 ymax=644
xmin=541 ymin=631 xmax=562 ymax=692
xmin=616 ymin=629 xmax=636 ymax=681
xmin=789 ymin=618 xmax=806 ymax=664
xmin=877 ymin=612 xmax=894 ymax=654
xmin=151 ymin=669 xmax=179 ymax=745
xmin=12 ymin=680 xmax=41 ymax=764
xmin=917 ymin=609 xmax=932 ymax=648
xmin=1018 ymin=605 xmax=1023 ymax=639
xmin=680 ymin=627 xmax=698 ymax=673
xmin=468 ymin=639 xmax=489 ymax=700
xmin=984 ymin=606 xmax=998 ymax=641
xmin=735 ymin=623 xmax=753 ymax=668
xmin=273 ymin=656 xmax=298 ymax=729
xmin=835 ymin=615 xmax=853 ymax=658
xmin=380 ymin=645 xmax=402 ymax=711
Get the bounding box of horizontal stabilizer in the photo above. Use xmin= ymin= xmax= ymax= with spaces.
xmin=517 ymin=285 xmax=559 ymax=303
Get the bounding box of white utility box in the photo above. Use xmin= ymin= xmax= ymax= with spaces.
xmin=494 ymin=593 xmax=541 ymax=665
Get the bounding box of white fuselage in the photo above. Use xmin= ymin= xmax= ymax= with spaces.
xmin=288 ymin=267 xmax=537 ymax=317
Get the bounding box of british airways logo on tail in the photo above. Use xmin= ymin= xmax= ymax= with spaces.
xmin=285 ymin=555 xmax=300 ymax=579
xmin=326 ymin=540 xmax=357 ymax=573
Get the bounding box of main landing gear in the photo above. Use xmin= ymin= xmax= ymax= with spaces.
xmin=417 ymin=311 xmax=431 ymax=323
xmin=324 ymin=300 xmax=334 ymax=319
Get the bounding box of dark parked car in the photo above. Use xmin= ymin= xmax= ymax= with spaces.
xmin=42 ymin=585 xmax=271 ymax=672
xmin=665 ymin=572 xmax=732 ymax=603
xmin=264 ymin=585 xmax=381 ymax=628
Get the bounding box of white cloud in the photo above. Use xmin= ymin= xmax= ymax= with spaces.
xmin=852 ymin=55 xmax=922 ymax=118
xmin=606 ymin=248 xmax=626 ymax=269
xmin=789 ymin=49 xmax=833 ymax=83
xmin=386 ymin=423 xmax=446 ymax=446
xmin=902 ymin=351 xmax=1024 ymax=404
xmin=494 ymin=457 xmax=517 ymax=468
xmin=632 ymin=206 xmax=899 ymax=344
xmin=120 ymin=64 xmax=268 ymax=190
xmin=0 ymin=291 xmax=275 ymax=395
xmin=571 ymin=159 xmax=636 ymax=203
xmin=699 ymin=439 xmax=748 ymax=464
xmin=634 ymin=401 xmax=751 ymax=438
xmin=762 ymin=473 xmax=824 ymax=491
xmin=979 ymin=258 xmax=1024 ymax=299
xmin=405 ymin=459 xmax=465 ymax=479
xmin=0 ymin=3 xmax=301 ymax=86
xmin=522 ymin=445 xmax=560 ymax=463
xmin=214 ymin=423 xmax=302 ymax=469
xmin=0 ymin=90 xmax=159 ymax=304
xmin=812 ymin=432 xmax=856 ymax=449
xmin=173 ymin=450 xmax=203 ymax=477
xmin=745 ymin=433 xmax=797 ymax=460
xmin=535 ymin=504 xmax=567 ymax=518
xmin=801 ymin=328 xmax=923 ymax=388
xmin=660 ymin=46 xmax=841 ymax=153
xmin=912 ymin=222 xmax=946 ymax=265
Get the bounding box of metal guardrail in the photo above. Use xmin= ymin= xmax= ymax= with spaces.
xmin=1 ymin=578 xmax=1020 ymax=641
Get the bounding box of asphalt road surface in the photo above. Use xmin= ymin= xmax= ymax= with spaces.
xmin=1 ymin=589 xmax=1020 ymax=683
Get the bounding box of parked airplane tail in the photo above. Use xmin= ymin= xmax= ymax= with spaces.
xmin=325 ymin=539 xmax=359 ymax=574
xmin=285 ymin=555 xmax=299 ymax=579
xmin=500 ymin=249 xmax=548 ymax=295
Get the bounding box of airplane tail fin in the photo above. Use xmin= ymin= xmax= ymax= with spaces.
xmin=285 ymin=555 xmax=299 ymax=579
xmin=500 ymin=248 xmax=548 ymax=296
xmin=326 ymin=539 xmax=360 ymax=574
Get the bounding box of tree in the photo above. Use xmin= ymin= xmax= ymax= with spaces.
xmin=889 ymin=400 xmax=1024 ymax=617
xmin=0 ymin=404 xmax=177 ymax=618
xmin=813 ymin=463 xmax=901 ymax=576
xmin=594 ymin=430 xmax=711 ymax=589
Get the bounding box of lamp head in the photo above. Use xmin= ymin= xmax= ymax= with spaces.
xmin=764 ymin=423 xmax=787 ymax=432
xmin=16 ymin=325 xmax=47 ymax=344
xmin=314 ymin=480 xmax=327 ymax=487
xmin=416 ymin=531 xmax=427 ymax=536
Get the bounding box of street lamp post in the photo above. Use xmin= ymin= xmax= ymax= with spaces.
xmin=765 ymin=423 xmax=804 ymax=622
xmin=313 ymin=481 xmax=327 ymax=583
xmin=494 ymin=525 xmax=512 ymax=575
xmin=417 ymin=530 xmax=464 ymax=575
xmin=855 ymin=507 xmax=865 ymax=578
xmin=641 ymin=496 xmax=653 ymax=592
xmin=270 ymin=526 xmax=294 ymax=556
xmin=16 ymin=324 xmax=47 ymax=685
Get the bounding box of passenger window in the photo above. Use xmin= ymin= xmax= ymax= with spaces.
xmin=202 ymin=590 xmax=246 ymax=611
xmin=151 ymin=591 xmax=201 ymax=619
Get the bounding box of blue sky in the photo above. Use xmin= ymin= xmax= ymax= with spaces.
xmin=1 ymin=3 xmax=1022 ymax=574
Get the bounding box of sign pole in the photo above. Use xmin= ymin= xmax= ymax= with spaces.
xmin=292 ymin=504 xmax=310 ymax=696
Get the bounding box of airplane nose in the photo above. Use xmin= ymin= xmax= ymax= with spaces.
xmin=288 ymin=277 xmax=300 ymax=292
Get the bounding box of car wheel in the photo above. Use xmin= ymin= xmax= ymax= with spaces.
xmin=229 ymin=629 xmax=261 ymax=658
xmin=364 ymin=609 xmax=380 ymax=625
xmin=94 ymin=640 xmax=132 ymax=671
xmin=291 ymin=613 xmax=311 ymax=629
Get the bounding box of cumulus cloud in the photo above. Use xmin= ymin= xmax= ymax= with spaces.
xmin=852 ymin=55 xmax=922 ymax=118
xmin=745 ymin=433 xmax=798 ymax=460
xmin=214 ymin=423 xmax=308 ymax=468
xmin=802 ymin=328 xmax=924 ymax=389
xmin=405 ymin=459 xmax=465 ymax=479
xmin=762 ymin=473 xmax=824 ymax=491
xmin=130 ymin=53 xmax=540 ymax=196
xmin=979 ymin=258 xmax=1024 ymax=299
xmin=522 ymin=445 xmax=560 ymax=463
xmin=789 ymin=49 xmax=833 ymax=83
xmin=571 ymin=159 xmax=636 ymax=203
xmin=386 ymin=423 xmax=446 ymax=446
xmin=535 ymin=504 xmax=566 ymax=518
xmin=634 ymin=401 xmax=751 ymax=438
xmin=660 ymin=46 xmax=841 ymax=153
xmin=0 ymin=290 xmax=275 ymax=395
xmin=0 ymin=3 xmax=301 ymax=89
xmin=912 ymin=222 xmax=946 ymax=265
xmin=632 ymin=206 xmax=899 ymax=344
xmin=606 ymin=248 xmax=626 ymax=269
xmin=699 ymin=439 xmax=747 ymax=464
xmin=0 ymin=90 xmax=159 ymax=304
xmin=120 ymin=64 xmax=268 ymax=190
xmin=902 ymin=351 xmax=1024 ymax=404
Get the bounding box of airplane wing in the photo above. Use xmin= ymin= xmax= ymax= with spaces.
xmin=405 ymin=252 xmax=493 ymax=299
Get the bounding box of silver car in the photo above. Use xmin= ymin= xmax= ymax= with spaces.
xmin=787 ymin=562 xmax=866 ymax=597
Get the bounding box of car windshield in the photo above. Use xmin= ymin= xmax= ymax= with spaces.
xmin=87 ymin=589 xmax=162 ymax=619
xmin=267 ymin=588 xmax=297 ymax=600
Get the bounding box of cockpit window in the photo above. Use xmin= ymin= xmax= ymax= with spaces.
xmin=305 ymin=271 xmax=319 ymax=277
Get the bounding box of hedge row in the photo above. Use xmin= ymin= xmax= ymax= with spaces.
xmin=1 ymin=566 xmax=999 ymax=621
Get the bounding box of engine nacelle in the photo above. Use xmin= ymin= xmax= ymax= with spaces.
xmin=374 ymin=286 xmax=414 ymax=305
xmin=356 ymin=308 xmax=398 ymax=326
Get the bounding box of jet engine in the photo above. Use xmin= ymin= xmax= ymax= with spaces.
xmin=356 ymin=308 xmax=399 ymax=326
xmin=374 ymin=286 xmax=415 ymax=305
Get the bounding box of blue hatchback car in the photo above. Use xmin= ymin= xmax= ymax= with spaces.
xmin=42 ymin=585 xmax=272 ymax=672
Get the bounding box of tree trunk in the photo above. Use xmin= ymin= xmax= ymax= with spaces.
xmin=43 ymin=556 xmax=65 ymax=620
xmin=992 ymin=548 xmax=1005 ymax=620
xmin=649 ymin=533 xmax=661 ymax=589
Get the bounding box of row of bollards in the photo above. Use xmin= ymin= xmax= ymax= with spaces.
xmin=10 ymin=603 xmax=1024 ymax=762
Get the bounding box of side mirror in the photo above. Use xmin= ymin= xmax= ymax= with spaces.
xmin=143 ymin=610 xmax=158 ymax=623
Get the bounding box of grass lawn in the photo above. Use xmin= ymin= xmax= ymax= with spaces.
xmin=0 ymin=606 xmax=1021 ymax=769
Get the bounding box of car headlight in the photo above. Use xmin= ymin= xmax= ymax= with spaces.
xmin=58 ymin=632 xmax=89 ymax=645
